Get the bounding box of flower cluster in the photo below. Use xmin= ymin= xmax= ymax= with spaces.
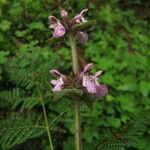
xmin=48 ymin=9 xmax=90 ymax=44
xmin=50 ymin=63 xmax=108 ymax=98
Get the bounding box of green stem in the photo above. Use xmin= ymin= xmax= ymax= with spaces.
xmin=74 ymin=98 xmax=82 ymax=150
xmin=69 ymin=33 xmax=82 ymax=150
xmin=38 ymin=88 xmax=54 ymax=150
xmin=69 ymin=33 xmax=80 ymax=74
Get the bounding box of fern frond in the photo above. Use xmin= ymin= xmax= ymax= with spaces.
xmin=8 ymin=68 xmax=35 ymax=89
xmin=0 ymin=88 xmax=21 ymax=108
xmin=0 ymin=89 xmax=40 ymax=111
xmin=95 ymin=110 xmax=150 ymax=150
xmin=0 ymin=126 xmax=46 ymax=150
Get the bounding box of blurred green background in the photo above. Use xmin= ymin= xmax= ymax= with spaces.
xmin=0 ymin=0 xmax=150 ymax=150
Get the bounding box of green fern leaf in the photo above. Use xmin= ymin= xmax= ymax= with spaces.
xmin=0 ymin=127 xmax=46 ymax=150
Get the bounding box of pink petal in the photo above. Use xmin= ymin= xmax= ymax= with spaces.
xmin=53 ymin=26 xmax=65 ymax=38
xmin=50 ymin=80 xmax=58 ymax=85
xmin=95 ymin=71 xmax=103 ymax=77
xmin=84 ymin=63 xmax=93 ymax=73
xmin=77 ymin=31 xmax=89 ymax=44
xmin=82 ymin=76 xmax=96 ymax=93
xmin=95 ymin=85 xmax=108 ymax=98
xmin=49 ymin=24 xmax=56 ymax=29
xmin=53 ymin=82 xmax=63 ymax=92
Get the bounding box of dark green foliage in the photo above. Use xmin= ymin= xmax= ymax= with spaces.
xmin=95 ymin=111 xmax=150 ymax=150
xmin=0 ymin=127 xmax=46 ymax=150
xmin=0 ymin=0 xmax=150 ymax=149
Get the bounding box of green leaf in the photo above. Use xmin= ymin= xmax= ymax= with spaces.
xmin=46 ymin=37 xmax=64 ymax=46
xmin=107 ymin=117 xmax=121 ymax=128
xmin=0 ymin=51 xmax=9 ymax=64
xmin=0 ymin=20 xmax=11 ymax=31
xmin=72 ymin=20 xmax=96 ymax=32
xmin=119 ymin=95 xmax=136 ymax=112
xmin=118 ymin=83 xmax=138 ymax=92
xmin=139 ymin=81 xmax=150 ymax=97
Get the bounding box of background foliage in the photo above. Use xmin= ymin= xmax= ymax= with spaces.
xmin=0 ymin=0 xmax=150 ymax=149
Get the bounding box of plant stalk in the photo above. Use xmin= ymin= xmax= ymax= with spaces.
xmin=38 ymin=88 xmax=54 ymax=150
xmin=69 ymin=33 xmax=80 ymax=74
xmin=69 ymin=33 xmax=82 ymax=150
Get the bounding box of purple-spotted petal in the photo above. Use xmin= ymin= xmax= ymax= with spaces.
xmin=48 ymin=16 xmax=59 ymax=24
xmin=77 ymin=31 xmax=89 ymax=44
xmin=95 ymin=85 xmax=108 ymax=98
xmin=50 ymin=70 xmax=62 ymax=77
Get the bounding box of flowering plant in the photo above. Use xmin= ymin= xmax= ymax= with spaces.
xmin=48 ymin=7 xmax=108 ymax=150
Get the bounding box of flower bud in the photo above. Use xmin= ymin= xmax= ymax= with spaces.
xmin=77 ymin=31 xmax=89 ymax=44
xmin=61 ymin=10 xmax=68 ymax=18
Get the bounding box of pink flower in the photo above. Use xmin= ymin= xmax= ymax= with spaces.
xmin=48 ymin=16 xmax=66 ymax=38
xmin=48 ymin=9 xmax=91 ymax=44
xmin=73 ymin=9 xmax=89 ymax=44
xmin=79 ymin=63 xmax=108 ymax=98
xmin=73 ymin=9 xmax=88 ymax=24
xmin=50 ymin=69 xmax=67 ymax=92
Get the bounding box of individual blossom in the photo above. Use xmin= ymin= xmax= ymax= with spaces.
xmin=50 ymin=69 xmax=68 ymax=92
xmin=72 ymin=9 xmax=88 ymax=24
xmin=48 ymin=16 xmax=66 ymax=38
xmin=79 ymin=63 xmax=108 ymax=98
xmin=48 ymin=8 xmax=91 ymax=43
xmin=72 ymin=9 xmax=89 ymax=44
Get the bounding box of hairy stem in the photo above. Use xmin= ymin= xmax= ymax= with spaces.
xmin=38 ymin=88 xmax=54 ymax=150
xmin=69 ymin=33 xmax=82 ymax=150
